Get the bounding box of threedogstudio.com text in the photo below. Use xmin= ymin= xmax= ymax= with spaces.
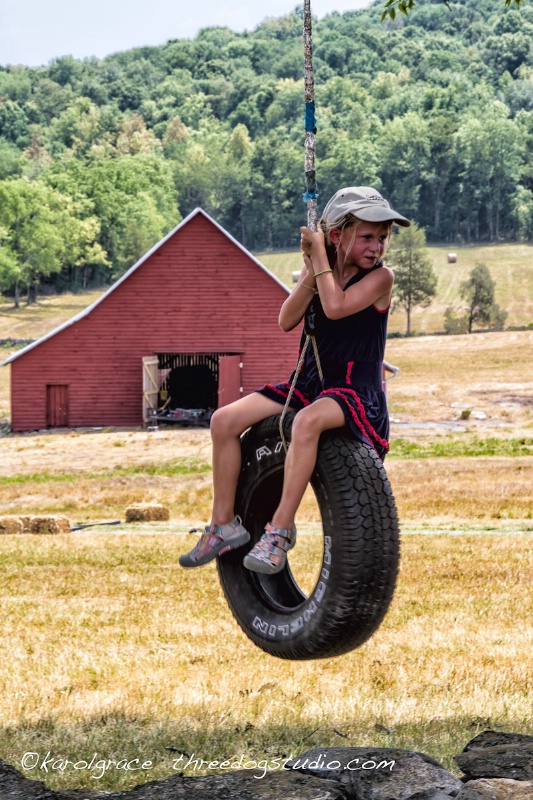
xmin=22 ymin=750 xmax=395 ymax=781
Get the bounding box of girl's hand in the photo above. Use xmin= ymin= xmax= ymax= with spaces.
xmin=302 ymin=253 xmax=314 ymax=277
xmin=300 ymin=226 xmax=325 ymax=257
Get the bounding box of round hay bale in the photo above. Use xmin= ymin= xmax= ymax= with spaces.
xmin=27 ymin=516 xmax=71 ymax=535
xmin=447 ymin=252 xmax=457 ymax=263
xmin=0 ymin=516 xmax=23 ymax=535
xmin=125 ymin=503 xmax=170 ymax=523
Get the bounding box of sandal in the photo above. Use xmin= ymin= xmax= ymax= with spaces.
xmin=179 ymin=516 xmax=250 ymax=568
xmin=243 ymin=522 xmax=297 ymax=575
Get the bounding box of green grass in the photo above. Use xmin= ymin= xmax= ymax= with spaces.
xmin=390 ymin=436 xmax=533 ymax=459
xmin=0 ymin=458 xmax=210 ymax=486
xmin=256 ymin=242 xmax=533 ymax=333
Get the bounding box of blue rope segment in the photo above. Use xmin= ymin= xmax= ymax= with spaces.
xmin=304 ymin=168 xmax=318 ymax=203
xmin=304 ymin=101 xmax=317 ymax=133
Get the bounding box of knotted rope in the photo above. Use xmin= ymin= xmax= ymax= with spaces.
xmin=279 ymin=0 xmax=324 ymax=452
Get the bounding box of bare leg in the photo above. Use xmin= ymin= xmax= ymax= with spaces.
xmin=271 ymin=398 xmax=346 ymax=529
xmin=210 ymin=393 xmax=286 ymax=525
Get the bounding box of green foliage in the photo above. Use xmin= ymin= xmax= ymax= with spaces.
xmin=443 ymin=306 xmax=469 ymax=334
xmin=0 ymin=178 xmax=107 ymax=304
xmin=381 ymin=0 xmax=525 ymax=22
xmin=460 ymin=261 xmax=508 ymax=331
xmin=1 ymin=0 xmax=533 ymax=299
xmin=388 ymin=223 xmax=438 ymax=335
xmin=390 ymin=435 xmax=533 ymax=458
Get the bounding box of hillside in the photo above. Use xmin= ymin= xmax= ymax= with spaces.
xmin=259 ymin=242 xmax=533 ymax=333
xmin=2 ymin=0 xmax=533 ymax=304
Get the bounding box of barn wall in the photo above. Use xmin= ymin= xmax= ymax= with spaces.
xmin=10 ymin=213 xmax=302 ymax=431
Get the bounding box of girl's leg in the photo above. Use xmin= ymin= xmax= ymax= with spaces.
xmin=179 ymin=392 xmax=285 ymax=568
xmin=243 ymin=397 xmax=346 ymax=574
xmin=210 ymin=392 xmax=285 ymax=525
xmin=271 ymin=397 xmax=345 ymax=529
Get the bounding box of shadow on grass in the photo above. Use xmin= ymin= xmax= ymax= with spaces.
xmin=2 ymin=712 xmax=532 ymax=794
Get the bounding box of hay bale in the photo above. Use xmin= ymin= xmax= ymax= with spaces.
xmin=0 ymin=516 xmax=23 ymax=534
xmin=19 ymin=515 xmax=34 ymax=533
xmin=125 ymin=503 xmax=170 ymax=523
xmin=26 ymin=516 xmax=71 ymax=535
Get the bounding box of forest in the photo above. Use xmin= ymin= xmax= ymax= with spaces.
xmin=1 ymin=0 xmax=533 ymax=299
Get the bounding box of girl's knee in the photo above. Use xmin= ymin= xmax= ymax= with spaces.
xmin=210 ymin=399 xmax=251 ymax=439
xmin=210 ymin=406 xmax=236 ymax=438
xmin=291 ymin=407 xmax=323 ymax=441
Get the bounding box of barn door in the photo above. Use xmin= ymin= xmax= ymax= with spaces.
xmin=46 ymin=384 xmax=69 ymax=428
xmin=218 ymin=355 xmax=242 ymax=408
xmin=142 ymin=356 xmax=160 ymax=423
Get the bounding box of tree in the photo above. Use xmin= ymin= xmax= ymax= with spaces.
xmin=453 ymin=110 xmax=522 ymax=241
xmin=0 ymin=178 xmax=106 ymax=305
xmin=388 ymin=222 xmax=437 ymax=335
xmin=381 ymin=0 xmax=525 ymax=22
xmin=460 ymin=262 xmax=507 ymax=332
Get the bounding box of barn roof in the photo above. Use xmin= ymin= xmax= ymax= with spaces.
xmin=2 ymin=208 xmax=290 ymax=366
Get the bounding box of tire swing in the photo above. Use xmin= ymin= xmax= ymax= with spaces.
xmin=217 ymin=413 xmax=399 ymax=660
xmin=217 ymin=1 xmax=400 ymax=660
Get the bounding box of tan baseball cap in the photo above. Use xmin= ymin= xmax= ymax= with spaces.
xmin=321 ymin=186 xmax=410 ymax=227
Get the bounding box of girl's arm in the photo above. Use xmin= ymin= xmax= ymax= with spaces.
xmin=278 ymin=261 xmax=317 ymax=332
xmin=301 ymin=228 xmax=393 ymax=320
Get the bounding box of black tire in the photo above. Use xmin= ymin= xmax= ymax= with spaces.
xmin=216 ymin=413 xmax=400 ymax=660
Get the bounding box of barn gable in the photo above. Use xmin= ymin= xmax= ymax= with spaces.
xmin=5 ymin=208 xmax=302 ymax=432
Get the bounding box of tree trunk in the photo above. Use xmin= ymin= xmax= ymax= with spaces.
xmin=26 ymin=285 xmax=37 ymax=305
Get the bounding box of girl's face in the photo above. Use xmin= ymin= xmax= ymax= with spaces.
xmin=332 ymin=221 xmax=390 ymax=270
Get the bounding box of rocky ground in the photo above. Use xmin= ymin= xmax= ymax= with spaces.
xmin=1 ymin=731 xmax=532 ymax=800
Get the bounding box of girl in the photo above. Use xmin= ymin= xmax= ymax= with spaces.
xmin=179 ymin=186 xmax=410 ymax=575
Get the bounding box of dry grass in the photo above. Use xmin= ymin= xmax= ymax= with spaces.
xmin=0 ymin=331 xmax=530 ymax=527
xmin=0 ymin=310 xmax=532 ymax=793
xmin=385 ymin=330 xmax=533 ymax=429
xmin=0 ymin=454 xmax=529 ymax=531
xmin=0 ymin=531 xmax=532 ymax=793
xmin=0 ymin=291 xmax=103 ymax=341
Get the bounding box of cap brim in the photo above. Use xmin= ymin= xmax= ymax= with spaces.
xmin=356 ymin=207 xmax=411 ymax=227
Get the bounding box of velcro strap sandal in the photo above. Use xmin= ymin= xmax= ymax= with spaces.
xmin=243 ymin=522 xmax=297 ymax=575
xmin=179 ymin=516 xmax=250 ymax=568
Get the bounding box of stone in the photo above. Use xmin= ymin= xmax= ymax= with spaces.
xmin=456 ymin=778 xmax=533 ymax=800
xmin=408 ymin=790 xmax=460 ymax=800
xmin=462 ymin=731 xmax=533 ymax=751
xmin=0 ymin=760 xmax=342 ymax=800
xmin=287 ymin=747 xmax=463 ymax=800
xmin=0 ymin=756 xmax=88 ymax=799
xmin=104 ymin=770 xmax=343 ymax=799
xmin=455 ymin=731 xmax=533 ymax=781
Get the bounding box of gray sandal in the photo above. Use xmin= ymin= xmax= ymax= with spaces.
xmin=243 ymin=522 xmax=297 ymax=575
xmin=179 ymin=516 xmax=250 ymax=568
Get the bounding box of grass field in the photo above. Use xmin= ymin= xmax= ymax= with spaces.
xmin=258 ymin=242 xmax=533 ymax=334
xmin=1 ymin=532 xmax=532 ymax=793
xmin=0 ymin=284 xmax=532 ymax=793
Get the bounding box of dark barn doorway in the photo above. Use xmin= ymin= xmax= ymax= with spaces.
xmin=148 ymin=353 xmax=242 ymax=426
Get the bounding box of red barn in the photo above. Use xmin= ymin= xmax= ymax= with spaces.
xmin=4 ymin=209 xmax=302 ymax=432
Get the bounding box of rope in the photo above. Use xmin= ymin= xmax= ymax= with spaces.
xmin=303 ymin=0 xmax=318 ymax=231
xmin=279 ymin=0 xmax=324 ymax=453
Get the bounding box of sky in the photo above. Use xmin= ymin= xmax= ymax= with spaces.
xmin=0 ymin=0 xmax=373 ymax=68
